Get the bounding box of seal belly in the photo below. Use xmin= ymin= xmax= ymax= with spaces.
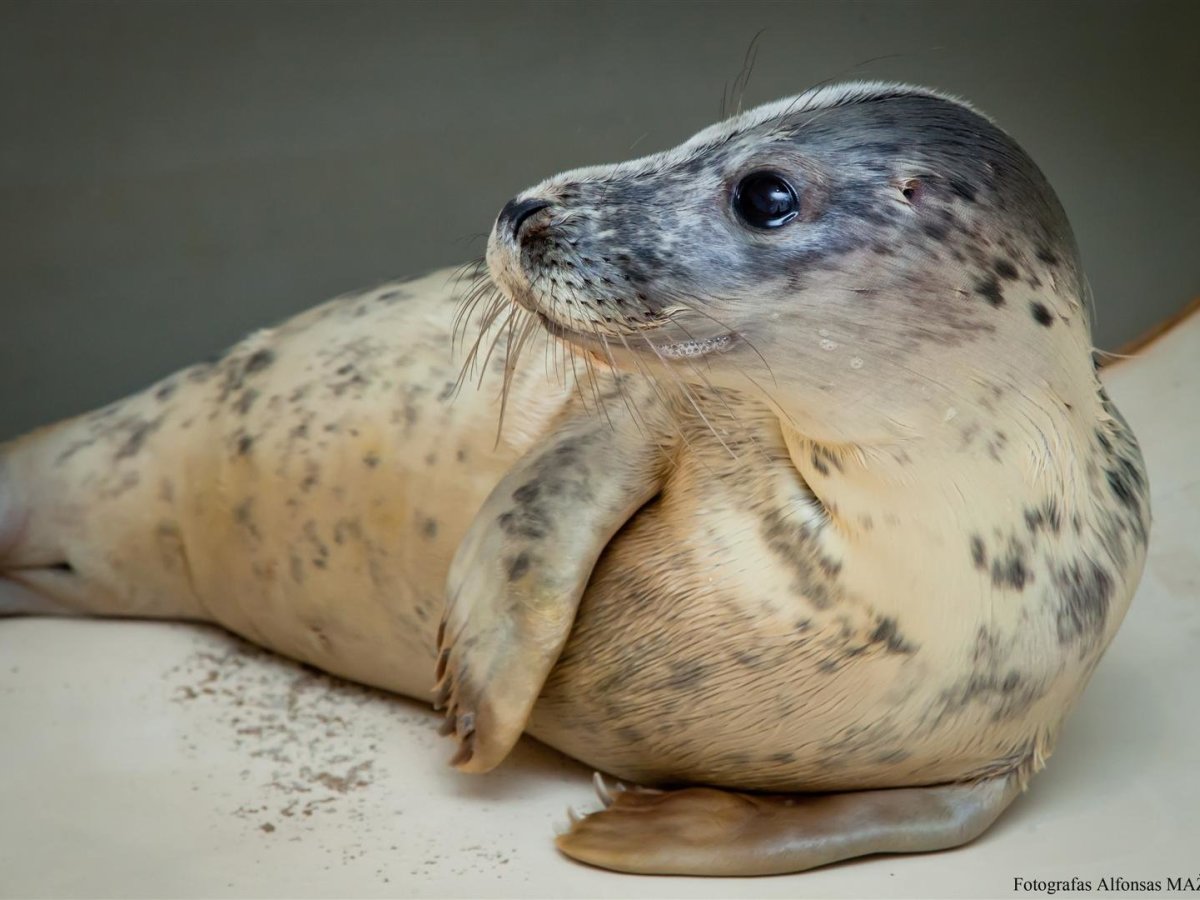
xmin=528 ymin=427 xmax=1101 ymax=793
xmin=527 ymin=478 xmax=919 ymax=791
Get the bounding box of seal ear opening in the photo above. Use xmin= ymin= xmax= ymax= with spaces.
xmin=898 ymin=178 xmax=924 ymax=206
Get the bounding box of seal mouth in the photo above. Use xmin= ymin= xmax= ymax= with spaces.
xmin=535 ymin=312 xmax=737 ymax=362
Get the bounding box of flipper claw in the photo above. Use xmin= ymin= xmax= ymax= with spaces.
xmin=592 ymin=772 xmax=614 ymax=807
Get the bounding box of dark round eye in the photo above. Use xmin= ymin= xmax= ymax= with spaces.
xmin=733 ymin=171 xmax=800 ymax=229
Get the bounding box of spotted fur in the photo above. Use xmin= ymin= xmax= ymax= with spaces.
xmin=0 ymin=83 xmax=1148 ymax=801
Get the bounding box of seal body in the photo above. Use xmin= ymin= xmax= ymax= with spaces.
xmin=0 ymin=266 xmax=1147 ymax=790
xmin=1 ymin=275 xmax=536 ymax=696
xmin=0 ymin=82 xmax=1150 ymax=873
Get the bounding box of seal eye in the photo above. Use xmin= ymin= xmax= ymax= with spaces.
xmin=733 ymin=171 xmax=800 ymax=229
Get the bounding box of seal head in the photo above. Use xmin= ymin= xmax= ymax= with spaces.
xmin=487 ymin=82 xmax=1091 ymax=445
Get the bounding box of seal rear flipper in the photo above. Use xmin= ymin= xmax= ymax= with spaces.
xmin=0 ymin=383 xmax=208 ymax=621
xmin=0 ymin=431 xmax=82 ymax=615
xmin=437 ymin=393 xmax=670 ymax=773
xmin=0 ymin=572 xmax=78 ymax=616
xmin=555 ymin=774 xmax=1022 ymax=876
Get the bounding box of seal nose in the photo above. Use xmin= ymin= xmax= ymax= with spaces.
xmin=497 ymin=198 xmax=551 ymax=241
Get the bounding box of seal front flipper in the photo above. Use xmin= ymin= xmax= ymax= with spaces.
xmin=556 ymin=774 xmax=1023 ymax=876
xmin=436 ymin=399 xmax=669 ymax=772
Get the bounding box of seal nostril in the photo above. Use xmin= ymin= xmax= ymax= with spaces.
xmin=498 ymin=198 xmax=552 ymax=241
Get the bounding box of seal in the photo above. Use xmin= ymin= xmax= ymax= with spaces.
xmin=0 ymin=82 xmax=1150 ymax=876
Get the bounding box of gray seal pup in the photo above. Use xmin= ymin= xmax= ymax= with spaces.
xmin=0 ymin=82 xmax=1149 ymax=876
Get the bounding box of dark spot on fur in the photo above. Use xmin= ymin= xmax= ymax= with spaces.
xmin=1035 ymin=245 xmax=1059 ymax=265
xmin=234 ymin=388 xmax=260 ymax=415
xmin=302 ymin=520 xmax=329 ymax=570
xmin=363 ymin=451 xmax=380 ymax=468
xmin=245 ymin=349 xmax=276 ymax=374
xmin=513 ymin=482 xmax=541 ymax=504
xmin=1046 ymin=501 xmax=1065 ymax=535
xmin=662 ymin=659 xmax=708 ymax=690
xmin=759 ymin=508 xmax=840 ymax=609
xmin=114 ymin=417 xmax=163 ymax=461
xmin=993 ymin=258 xmax=1019 ymax=280
xmin=328 ymin=364 xmax=369 ymax=397
xmin=1105 ymin=457 xmax=1144 ymax=511
xmin=233 ymin=498 xmax=261 ymax=542
xmin=733 ymin=648 xmax=767 ymax=669
xmin=236 ymin=433 xmax=255 ymax=456
xmin=497 ymin=509 xmax=548 ymax=540
xmin=1054 ymin=559 xmax=1113 ymax=645
xmin=1024 ymin=499 xmax=1062 ymax=536
xmin=1031 ymin=301 xmax=1054 ymax=326
xmin=869 ymin=616 xmax=916 ymax=654
xmin=812 ymin=445 xmax=843 ymax=474
xmin=987 ymin=429 xmax=1009 ymax=461
xmin=970 ymin=535 xmax=987 ymax=570
xmin=497 ymin=438 xmax=597 ymax=539
xmin=810 ymin=451 xmax=829 ymax=476
xmin=307 ymin=624 xmax=332 ymax=651
xmin=990 ymin=544 xmax=1029 ymax=591
xmin=300 ymin=461 xmax=320 ymax=492
xmin=975 ymin=274 xmax=1005 ymax=307
xmin=615 ymin=726 xmax=644 ymax=744
xmin=506 ymin=551 xmax=532 ymax=581
xmin=420 ymin=517 xmax=438 ymax=539
xmin=931 ymin=629 xmax=1046 ymax=726
xmin=155 ymin=382 xmax=177 ymax=402
xmin=817 ymin=556 xmax=842 ymax=578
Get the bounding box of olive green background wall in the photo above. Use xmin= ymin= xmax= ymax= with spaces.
xmin=1 ymin=0 xmax=1197 ymax=440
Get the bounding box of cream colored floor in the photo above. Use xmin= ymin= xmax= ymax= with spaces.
xmin=2 ymin=314 xmax=1197 ymax=899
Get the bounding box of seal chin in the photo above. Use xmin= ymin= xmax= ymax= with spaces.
xmin=536 ymin=310 xmax=737 ymax=363
xmin=653 ymin=333 xmax=736 ymax=360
